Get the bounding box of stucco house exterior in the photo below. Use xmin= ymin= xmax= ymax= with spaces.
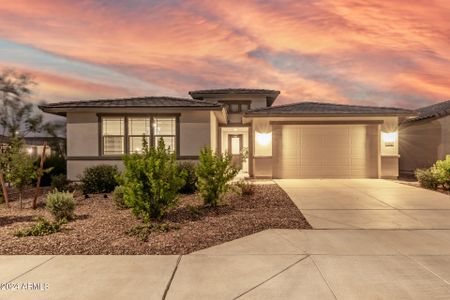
xmin=399 ymin=100 xmax=450 ymax=174
xmin=39 ymin=89 xmax=415 ymax=180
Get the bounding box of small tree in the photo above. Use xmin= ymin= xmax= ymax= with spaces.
xmin=122 ymin=138 xmax=186 ymax=221
xmin=6 ymin=138 xmax=36 ymax=208
xmin=196 ymin=147 xmax=239 ymax=207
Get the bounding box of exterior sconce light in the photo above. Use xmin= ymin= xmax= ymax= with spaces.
xmin=256 ymin=132 xmax=272 ymax=146
xmin=381 ymin=131 xmax=397 ymax=147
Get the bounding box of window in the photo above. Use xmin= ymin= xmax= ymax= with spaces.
xmin=230 ymin=104 xmax=239 ymax=113
xmin=154 ymin=117 xmax=176 ymax=152
xmin=219 ymin=101 xmax=251 ymax=113
xmin=102 ymin=117 xmax=125 ymax=155
xmin=101 ymin=116 xmax=177 ymax=155
xmin=128 ymin=117 xmax=150 ymax=153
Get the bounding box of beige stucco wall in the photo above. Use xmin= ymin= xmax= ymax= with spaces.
xmin=440 ymin=115 xmax=450 ymax=159
xmin=67 ymin=112 xmax=99 ymax=157
xmin=249 ymin=116 xmax=400 ymax=178
xmin=179 ymin=111 xmax=211 ymax=156
xmin=399 ymin=119 xmax=441 ymax=172
xmin=66 ymin=109 xmax=212 ymax=180
xmin=399 ymin=115 xmax=450 ymax=173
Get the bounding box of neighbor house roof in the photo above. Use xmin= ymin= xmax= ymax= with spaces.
xmin=188 ymin=88 xmax=280 ymax=106
xmin=403 ymin=99 xmax=450 ymax=123
xmin=245 ymin=101 xmax=416 ymax=117
xmin=39 ymin=96 xmax=223 ymax=116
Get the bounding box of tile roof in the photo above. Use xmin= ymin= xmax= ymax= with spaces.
xmin=39 ymin=96 xmax=222 ymax=115
xmin=404 ymin=100 xmax=450 ymax=123
xmin=245 ymin=101 xmax=416 ymax=116
xmin=188 ymin=88 xmax=280 ymax=96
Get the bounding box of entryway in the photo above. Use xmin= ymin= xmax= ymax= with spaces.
xmin=220 ymin=127 xmax=249 ymax=175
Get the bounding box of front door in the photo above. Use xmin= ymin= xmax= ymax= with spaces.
xmin=228 ymin=134 xmax=243 ymax=169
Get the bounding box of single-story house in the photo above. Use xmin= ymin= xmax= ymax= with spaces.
xmin=39 ymin=89 xmax=416 ymax=180
xmin=399 ymin=99 xmax=450 ymax=174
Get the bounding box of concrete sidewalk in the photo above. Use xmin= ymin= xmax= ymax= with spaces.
xmin=2 ymin=229 xmax=450 ymax=299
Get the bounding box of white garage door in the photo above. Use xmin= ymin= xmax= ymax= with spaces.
xmin=274 ymin=125 xmax=378 ymax=178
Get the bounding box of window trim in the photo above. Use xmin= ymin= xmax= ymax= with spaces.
xmin=97 ymin=113 xmax=180 ymax=158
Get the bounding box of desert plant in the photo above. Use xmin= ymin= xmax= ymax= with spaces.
xmin=112 ymin=185 xmax=127 ymax=209
xmin=235 ymin=179 xmax=255 ymax=197
xmin=79 ymin=164 xmax=119 ymax=194
xmin=415 ymin=168 xmax=439 ymax=190
xmin=432 ymin=155 xmax=450 ymax=190
xmin=121 ymin=138 xmax=186 ymax=221
xmin=15 ymin=217 xmax=63 ymax=237
xmin=37 ymin=154 xmax=66 ymax=186
xmin=51 ymin=174 xmax=69 ymax=192
xmin=178 ymin=161 xmax=198 ymax=194
xmin=196 ymin=147 xmax=239 ymax=207
xmin=6 ymin=137 xmax=36 ymax=208
xmin=45 ymin=190 xmax=76 ymax=221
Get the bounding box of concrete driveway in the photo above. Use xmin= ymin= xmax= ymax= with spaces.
xmin=275 ymin=179 xmax=450 ymax=229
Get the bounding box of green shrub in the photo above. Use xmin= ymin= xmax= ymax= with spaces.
xmin=235 ymin=179 xmax=255 ymax=196
xmin=46 ymin=190 xmax=76 ymax=221
xmin=35 ymin=154 xmax=66 ymax=186
xmin=51 ymin=174 xmax=69 ymax=191
xmin=415 ymin=168 xmax=439 ymax=190
xmin=112 ymin=185 xmax=127 ymax=209
xmin=196 ymin=147 xmax=239 ymax=207
xmin=15 ymin=217 xmax=63 ymax=237
xmin=178 ymin=161 xmax=198 ymax=194
xmin=80 ymin=164 xmax=119 ymax=194
xmin=122 ymin=138 xmax=186 ymax=221
xmin=432 ymin=155 xmax=450 ymax=190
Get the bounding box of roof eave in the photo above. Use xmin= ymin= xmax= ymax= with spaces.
xmin=244 ymin=112 xmax=417 ymax=118
xmin=39 ymin=105 xmax=223 ymax=116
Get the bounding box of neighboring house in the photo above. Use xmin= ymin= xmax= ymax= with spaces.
xmin=0 ymin=135 xmax=65 ymax=157
xmin=399 ymin=100 xmax=450 ymax=174
xmin=39 ymin=89 xmax=415 ymax=180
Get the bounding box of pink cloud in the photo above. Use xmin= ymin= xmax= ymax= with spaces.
xmin=0 ymin=0 xmax=449 ymax=107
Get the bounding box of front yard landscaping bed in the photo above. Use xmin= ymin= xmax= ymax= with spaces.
xmin=0 ymin=184 xmax=311 ymax=254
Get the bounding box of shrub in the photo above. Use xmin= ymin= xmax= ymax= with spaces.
xmin=15 ymin=217 xmax=63 ymax=237
xmin=112 ymin=185 xmax=127 ymax=209
xmin=196 ymin=147 xmax=239 ymax=207
xmin=122 ymin=138 xmax=186 ymax=221
xmin=35 ymin=154 xmax=66 ymax=186
xmin=432 ymin=155 xmax=450 ymax=190
xmin=415 ymin=168 xmax=439 ymax=190
xmin=80 ymin=164 xmax=119 ymax=194
xmin=235 ymin=179 xmax=255 ymax=197
xmin=51 ymin=174 xmax=69 ymax=191
xmin=46 ymin=190 xmax=76 ymax=221
xmin=178 ymin=161 xmax=198 ymax=194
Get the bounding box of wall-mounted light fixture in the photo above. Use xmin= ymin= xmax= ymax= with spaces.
xmin=381 ymin=131 xmax=397 ymax=147
xmin=256 ymin=132 xmax=272 ymax=146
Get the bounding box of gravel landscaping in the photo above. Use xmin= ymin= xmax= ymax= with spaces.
xmin=0 ymin=184 xmax=311 ymax=254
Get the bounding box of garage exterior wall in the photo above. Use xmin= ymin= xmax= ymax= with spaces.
xmin=250 ymin=116 xmax=400 ymax=179
xmin=399 ymin=115 xmax=450 ymax=173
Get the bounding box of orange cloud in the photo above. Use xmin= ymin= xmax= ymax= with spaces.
xmin=0 ymin=0 xmax=448 ymax=108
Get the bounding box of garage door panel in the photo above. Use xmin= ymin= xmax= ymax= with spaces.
xmin=277 ymin=125 xmax=377 ymax=178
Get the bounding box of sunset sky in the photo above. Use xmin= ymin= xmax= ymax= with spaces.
xmin=0 ymin=0 xmax=449 ymax=109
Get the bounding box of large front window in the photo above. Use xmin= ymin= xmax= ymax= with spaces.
xmin=101 ymin=116 xmax=177 ymax=155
